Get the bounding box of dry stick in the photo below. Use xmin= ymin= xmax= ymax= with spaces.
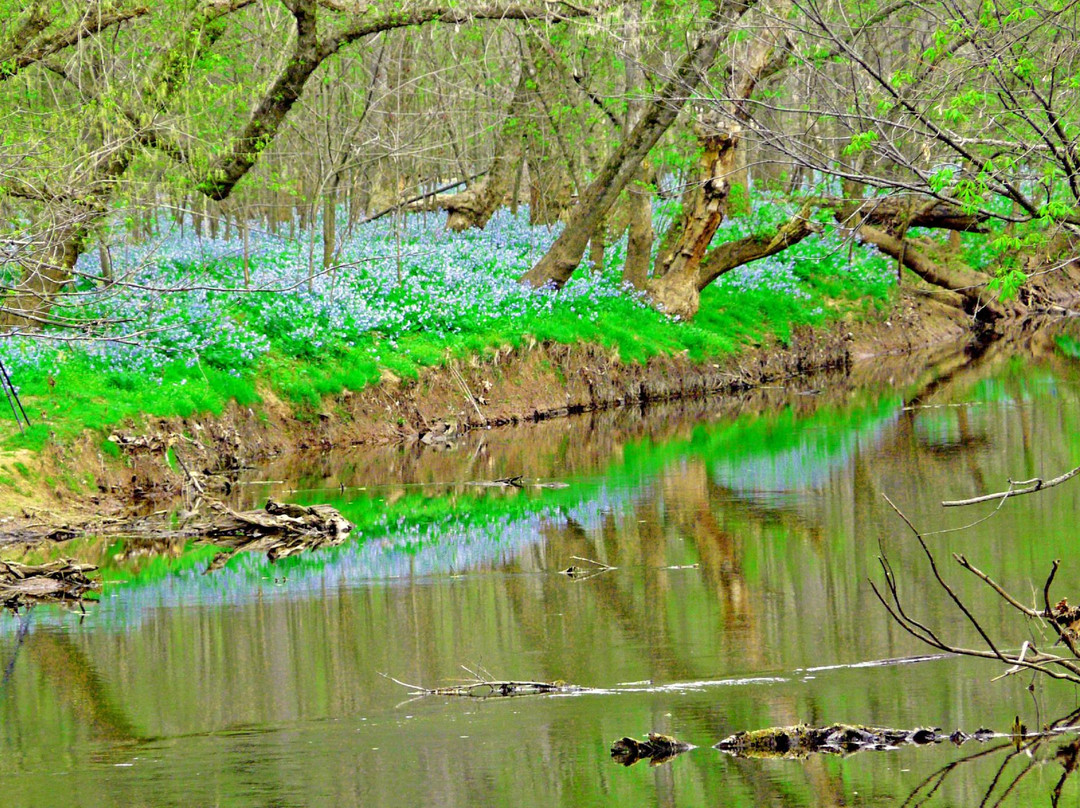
xmin=878 ymin=498 xmax=1080 ymax=681
xmin=879 ymin=539 xmax=1080 ymax=679
xmin=171 ymin=446 xmax=205 ymax=496
xmin=991 ymin=640 xmax=1033 ymax=682
xmin=883 ymin=494 xmax=1011 ymax=663
xmin=1042 ymin=560 xmax=1080 ymax=661
xmin=954 ymin=554 xmax=1041 ymax=617
xmin=877 ymin=539 xmax=953 ymax=648
xmin=942 ymin=465 xmax=1080 ymax=507
xmin=449 ymin=364 xmax=488 ymax=426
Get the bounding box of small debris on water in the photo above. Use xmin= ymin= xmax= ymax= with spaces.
xmin=610 ymin=733 xmax=693 ymax=767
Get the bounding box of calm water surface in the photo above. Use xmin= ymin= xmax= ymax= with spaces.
xmin=6 ymin=332 xmax=1080 ymax=806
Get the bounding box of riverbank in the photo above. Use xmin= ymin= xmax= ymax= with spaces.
xmin=0 ymin=284 xmax=987 ymax=539
xmin=2 ymin=202 xmax=1079 ymax=536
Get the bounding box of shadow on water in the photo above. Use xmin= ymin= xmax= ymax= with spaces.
xmin=5 ymin=321 xmax=1080 ymax=805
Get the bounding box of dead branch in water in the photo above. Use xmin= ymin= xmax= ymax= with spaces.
xmin=201 ymin=499 xmax=352 ymax=572
xmin=611 ymin=733 xmax=693 ymax=766
xmin=872 ymin=494 xmax=1080 ymax=684
xmin=942 ymin=464 xmax=1080 ymax=507
xmin=381 ymin=668 xmax=581 ymax=698
xmin=560 ymin=556 xmax=616 ymax=580
xmin=713 ymin=724 xmax=997 ymax=759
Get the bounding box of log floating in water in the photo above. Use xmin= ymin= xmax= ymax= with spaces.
xmin=713 ymin=723 xmax=997 ymax=758
xmin=384 ymin=668 xmax=581 ymax=698
xmin=611 ymin=733 xmax=693 ymax=766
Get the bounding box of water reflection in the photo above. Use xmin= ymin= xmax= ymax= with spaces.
xmin=4 ymin=328 xmax=1080 ymax=804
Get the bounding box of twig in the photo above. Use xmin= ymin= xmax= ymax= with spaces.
xmin=449 ymin=363 xmax=488 ymax=425
xmin=942 ymin=465 xmax=1080 ymax=507
xmin=954 ymin=554 xmax=1040 ymax=617
xmin=884 ymin=494 xmax=1009 ymax=662
xmin=172 ymin=445 xmax=205 ymax=496
xmin=1042 ymin=560 xmax=1080 ymax=660
xmin=991 ymin=641 xmax=1033 ymax=681
xmin=570 ymin=556 xmax=614 ymax=569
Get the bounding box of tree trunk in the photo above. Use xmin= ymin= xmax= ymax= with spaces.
xmin=443 ymin=74 xmax=527 ymax=231
xmin=649 ymin=209 xmax=820 ymax=319
xmin=853 ymin=224 xmax=1007 ymax=320
xmin=619 ymin=0 xmax=782 ymax=311
xmin=588 ymin=218 xmax=606 ymax=273
xmin=5 ymin=223 xmax=83 ymax=326
xmin=648 ymin=123 xmax=741 ymax=313
xmin=323 ymin=181 xmax=338 ymax=270
xmin=527 ymin=151 xmax=575 ymax=225
xmin=623 ymin=170 xmax=654 ymax=289
xmin=520 ymin=0 xmax=759 ymax=289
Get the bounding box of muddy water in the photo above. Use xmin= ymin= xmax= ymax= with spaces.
xmin=6 ymin=333 xmax=1080 ymax=806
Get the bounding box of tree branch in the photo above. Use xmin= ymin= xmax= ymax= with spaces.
xmin=0 ymin=2 xmax=152 ymax=82
xmin=942 ymin=465 xmax=1080 ymax=507
xmin=197 ymin=1 xmax=599 ymax=200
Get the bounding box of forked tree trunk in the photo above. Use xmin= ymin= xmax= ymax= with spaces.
xmin=635 ymin=0 xmax=791 ymax=318
xmin=520 ymin=0 xmax=760 ymax=289
xmin=650 ymin=208 xmax=821 ymax=319
xmin=647 ymin=124 xmax=740 ymax=315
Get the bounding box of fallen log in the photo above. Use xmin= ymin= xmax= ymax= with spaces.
xmin=0 ymin=558 xmax=100 ymax=610
xmin=713 ymin=723 xmax=995 ymax=758
xmin=384 ymin=668 xmax=582 ymax=699
xmin=200 ymin=499 xmax=353 ymax=572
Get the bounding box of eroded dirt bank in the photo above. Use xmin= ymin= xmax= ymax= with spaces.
xmin=0 ymin=288 xmax=1072 ymax=540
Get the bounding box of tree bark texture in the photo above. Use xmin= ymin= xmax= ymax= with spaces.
xmin=853 ymin=224 xmax=1007 ymax=320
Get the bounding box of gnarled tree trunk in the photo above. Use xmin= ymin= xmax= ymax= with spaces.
xmin=520 ymin=0 xmax=761 ymax=289
xmin=647 ymin=122 xmax=740 ymax=316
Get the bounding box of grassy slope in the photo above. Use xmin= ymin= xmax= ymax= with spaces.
xmin=2 ymin=258 xmax=893 ymax=456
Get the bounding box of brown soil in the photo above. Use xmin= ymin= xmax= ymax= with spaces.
xmin=0 ymin=284 xmax=1069 ymax=542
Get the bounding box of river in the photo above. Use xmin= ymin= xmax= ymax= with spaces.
xmin=4 ymin=328 xmax=1080 ymax=806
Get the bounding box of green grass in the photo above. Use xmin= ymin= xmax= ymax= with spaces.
xmin=0 ymin=239 xmax=895 ymax=454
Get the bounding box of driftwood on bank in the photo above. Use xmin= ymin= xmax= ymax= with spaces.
xmin=0 ymin=558 xmax=100 ymax=610
xmin=200 ymin=499 xmax=352 ymax=572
